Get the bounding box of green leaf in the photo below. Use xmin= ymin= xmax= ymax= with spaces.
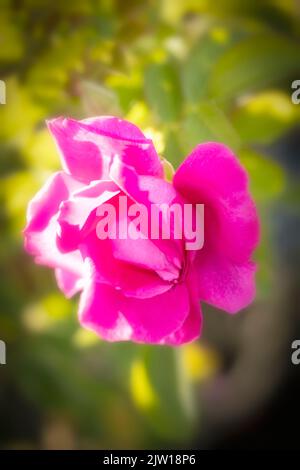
xmin=182 ymin=34 xmax=229 ymax=103
xmin=0 ymin=12 xmax=24 ymax=62
xmin=23 ymin=129 xmax=60 ymax=171
xmin=106 ymin=75 xmax=142 ymax=114
xmin=209 ymin=33 xmax=300 ymax=102
xmin=232 ymin=90 xmax=300 ymax=144
xmin=164 ymin=128 xmax=184 ymax=168
xmin=144 ymin=62 xmax=182 ymax=122
xmin=0 ymin=79 xmax=44 ymax=142
xmin=130 ymin=346 xmax=194 ymax=442
xmin=160 ymin=0 xmax=203 ymax=24
xmin=281 ymin=181 xmax=300 ymax=212
xmin=182 ymin=100 xmax=240 ymax=152
xmin=81 ymin=80 xmax=121 ymax=116
xmin=255 ymin=216 xmax=274 ymax=298
xmin=1 ymin=170 xmax=45 ymax=236
xmin=239 ymin=149 xmax=285 ymax=202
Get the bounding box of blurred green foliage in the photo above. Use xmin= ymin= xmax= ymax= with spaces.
xmin=0 ymin=0 xmax=300 ymax=449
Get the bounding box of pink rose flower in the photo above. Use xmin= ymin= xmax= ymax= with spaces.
xmin=24 ymin=116 xmax=259 ymax=345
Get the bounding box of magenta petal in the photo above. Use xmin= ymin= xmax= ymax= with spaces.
xmin=175 ymin=142 xmax=249 ymax=198
xmin=25 ymin=171 xmax=83 ymax=233
xmin=173 ymin=142 xmax=259 ymax=263
xmin=47 ymin=116 xmax=163 ymax=183
xmin=81 ymin=232 xmax=174 ymax=299
xmin=47 ymin=118 xmax=103 ymax=183
xmin=24 ymin=171 xmax=84 ymax=277
xmin=78 ymin=281 xmax=133 ymax=342
xmin=195 ymin=250 xmax=257 ymax=313
xmin=110 ymin=156 xmax=179 ymax=207
xmin=110 ymin=158 xmax=185 ymax=270
xmin=122 ymin=283 xmax=190 ymax=343
xmin=81 ymin=116 xmax=163 ymax=178
xmin=162 ymin=297 xmax=202 ymax=346
xmin=162 ymin=270 xmax=202 ymax=345
xmin=82 ymin=116 xmax=148 ymax=141
xmin=59 ymin=181 xmax=179 ymax=284
xmin=57 ymin=180 xmax=120 ymax=252
xmin=110 ymin=237 xmax=180 ymax=282
xmin=59 ymin=180 xmax=120 ymax=228
xmin=79 ymin=280 xmax=190 ymax=343
xmin=173 ymin=142 xmax=259 ymax=314
xmin=55 ymin=267 xmax=83 ymax=298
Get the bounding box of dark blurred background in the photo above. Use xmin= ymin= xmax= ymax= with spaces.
xmin=0 ymin=0 xmax=300 ymax=450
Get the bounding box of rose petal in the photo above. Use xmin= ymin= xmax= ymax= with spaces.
xmin=174 ymin=142 xmax=259 ymax=313
xmin=79 ymin=280 xmax=190 ymax=343
xmin=81 ymin=232 xmax=174 ymax=299
xmin=57 ymin=180 xmax=120 ymax=252
xmin=47 ymin=116 xmax=163 ymax=183
xmin=195 ymin=250 xmax=257 ymax=313
xmin=24 ymin=171 xmax=84 ymax=279
xmin=162 ymin=270 xmax=202 ymax=345
xmin=110 ymin=158 xmax=185 ymax=271
xmin=81 ymin=116 xmax=163 ymax=178
xmin=173 ymin=142 xmax=259 ymax=264
xmin=162 ymin=297 xmax=202 ymax=345
xmin=55 ymin=176 xmax=180 ymax=294
xmin=55 ymin=267 xmax=83 ymax=298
